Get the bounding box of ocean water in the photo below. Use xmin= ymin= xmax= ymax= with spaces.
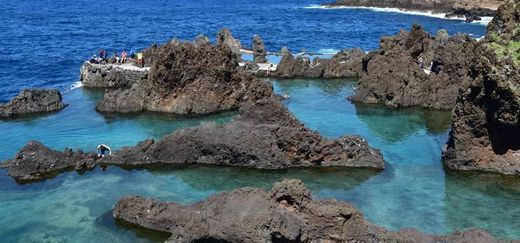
xmin=1 ymin=0 xmax=519 ymax=242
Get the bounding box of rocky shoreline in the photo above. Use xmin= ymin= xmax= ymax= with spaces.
xmin=443 ymin=0 xmax=520 ymax=175
xmin=113 ymin=179 xmax=505 ymax=242
xmin=0 ymin=89 xmax=67 ymax=119
xmin=325 ymin=0 xmax=503 ymax=22
xmin=2 ymin=97 xmax=384 ymax=182
xmin=80 ymin=61 xmax=149 ymax=89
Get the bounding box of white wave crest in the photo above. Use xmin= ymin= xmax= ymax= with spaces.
xmin=303 ymin=4 xmax=492 ymax=26
xmin=69 ymin=81 xmax=83 ymax=91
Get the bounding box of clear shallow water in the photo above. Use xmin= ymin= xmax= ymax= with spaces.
xmin=1 ymin=0 xmax=519 ymax=242
xmin=1 ymin=80 xmax=520 ymax=242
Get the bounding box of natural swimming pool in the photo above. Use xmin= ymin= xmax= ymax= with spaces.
xmin=1 ymin=79 xmax=519 ymax=242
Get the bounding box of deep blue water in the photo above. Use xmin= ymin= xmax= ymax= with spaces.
xmin=2 ymin=0 xmax=518 ymax=242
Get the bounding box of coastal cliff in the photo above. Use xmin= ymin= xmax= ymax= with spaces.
xmin=113 ymin=179 xmax=504 ymax=242
xmin=326 ymin=0 xmax=503 ymax=21
xmin=443 ymin=0 xmax=520 ymax=175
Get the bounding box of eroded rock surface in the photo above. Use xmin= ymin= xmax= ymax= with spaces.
xmin=113 ymin=179 xmax=504 ymax=243
xmin=253 ymin=35 xmax=267 ymax=63
xmin=443 ymin=0 xmax=520 ymax=175
xmin=80 ymin=62 xmax=148 ymax=88
xmin=96 ymin=38 xmax=270 ymax=114
xmin=349 ymin=25 xmax=477 ymax=110
xmin=0 ymin=89 xmax=67 ymax=119
xmin=272 ymin=48 xmax=366 ymax=78
xmin=3 ymin=97 xmax=384 ymax=182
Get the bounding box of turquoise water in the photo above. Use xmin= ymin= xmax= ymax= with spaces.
xmin=1 ymin=80 xmax=519 ymax=242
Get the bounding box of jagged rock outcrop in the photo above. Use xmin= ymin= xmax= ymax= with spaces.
xmin=216 ymin=28 xmax=242 ymax=60
xmin=326 ymin=0 xmax=503 ymax=22
xmin=271 ymin=48 xmax=366 ymax=78
xmin=113 ymin=179 xmax=504 ymax=243
xmin=0 ymin=89 xmax=67 ymax=119
xmin=96 ymin=38 xmax=271 ymax=114
xmin=3 ymin=97 xmax=384 ymax=183
xmin=443 ymin=0 xmax=520 ymax=175
xmin=80 ymin=62 xmax=148 ymax=88
xmin=253 ymin=35 xmax=267 ymax=63
xmin=349 ymin=25 xmax=478 ymax=110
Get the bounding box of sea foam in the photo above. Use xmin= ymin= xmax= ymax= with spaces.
xmin=303 ymin=4 xmax=492 ymax=26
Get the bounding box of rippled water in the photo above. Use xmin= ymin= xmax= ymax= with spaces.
xmin=1 ymin=0 xmax=518 ymax=242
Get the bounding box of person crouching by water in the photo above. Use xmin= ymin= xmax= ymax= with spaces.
xmin=97 ymin=144 xmax=112 ymax=158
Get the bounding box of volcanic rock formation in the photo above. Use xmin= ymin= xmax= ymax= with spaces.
xmin=80 ymin=62 xmax=148 ymax=88
xmin=349 ymin=25 xmax=478 ymax=110
xmin=3 ymin=96 xmax=384 ymax=182
xmin=113 ymin=179 xmax=503 ymax=242
xmin=253 ymin=35 xmax=267 ymax=63
xmin=443 ymin=0 xmax=520 ymax=175
xmin=272 ymin=48 xmax=366 ymax=78
xmin=0 ymin=89 xmax=67 ymax=119
xmin=96 ymin=37 xmax=269 ymax=114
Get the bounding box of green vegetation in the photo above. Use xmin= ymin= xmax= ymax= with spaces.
xmin=486 ymin=41 xmax=520 ymax=66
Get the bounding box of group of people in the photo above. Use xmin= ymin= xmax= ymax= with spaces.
xmin=90 ymin=48 xmax=145 ymax=67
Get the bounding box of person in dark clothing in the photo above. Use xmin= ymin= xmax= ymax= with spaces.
xmin=97 ymin=144 xmax=112 ymax=158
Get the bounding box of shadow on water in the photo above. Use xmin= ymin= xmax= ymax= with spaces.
xmin=97 ymin=210 xmax=172 ymax=243
xmin=353 ymin=102 xmax=452 ymax=142
xmin=273 ymin=78 xmax=357 ymax=96
xmin=148 ymin=165 xmax=381 ymax=193
xmin=444 ymin=170 xmax=520 ymax=239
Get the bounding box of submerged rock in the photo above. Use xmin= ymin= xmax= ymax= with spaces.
xmin=80 ymin=62 xmax=148 ymax=88
xmin=113 ymin=179 xmax=503 ymax=242
xmin=96 ymin=37 xmax=271 ymax=115
xmin=271 ymin=48 xmax=366 ymax=78
xmin=252 ymin=35 xmax=267 ymax=63
xmin=0 ymin=89 xmax=67 ymax=119
xmin=3 ymin=96 xmax=384 ymax=182
xmin=443 ymin=0 xmax=520 ymax=175
xmin=349 ymin=24 xmax=477 ymax=110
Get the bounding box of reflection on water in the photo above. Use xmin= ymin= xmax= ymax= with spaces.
xmin=354 ymin=103 xmax=452 ymax=142
xmin=0 ymin=79 xmax=520 ymax=241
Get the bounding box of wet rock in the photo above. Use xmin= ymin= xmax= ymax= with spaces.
xmin=80 ymin=62 xmax=148 ymax=88
xmin=252 ymin=35 xmax=267 ymax=63
xmin=113 ymin=179 xmax=504 ymax=243
xmin=96 ymin=37 xmax=271 ymax=115
xmin=0 ymin=89 xmax=67 ymax=119
xmin=444 ymin=0 xmax=520 ymax=175
xmin=323 ymin=48 xmax=366 ymax=78
xmin=349 ymin=24 xmax=477 ymax=110
xmin=3 ymin=97 xmax=384 ymax=182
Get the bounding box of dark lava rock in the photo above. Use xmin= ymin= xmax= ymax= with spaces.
xmin=113 ymin=179 xmax=504 ymax=243
xmin=443 ymin=0 xmax=520 ymax=175
xmin=349 ymin=24 xmax=477 ymax=110
xmin=216 ymin=28 xmax=242 ymax=60
xmin=96 ymin=38 xmax=271 ymax=115
xmin=271 ymin=48 xmax=365 ymax=78
xmin=3 ymin=96 xmax=384 ymax=182
xmin=0 ymin=89 xmax=67 ymax=119
xmin=326 ymin=0 xmax=501 ymax=18
xmin=253 ymin=35 xmax=267 ymax=63
xmin=80 ymin=61 xmax=148 ymax=89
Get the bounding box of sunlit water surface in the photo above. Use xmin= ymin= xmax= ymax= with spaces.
xmin=1 ymin=80 xmax=519 ymax=242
